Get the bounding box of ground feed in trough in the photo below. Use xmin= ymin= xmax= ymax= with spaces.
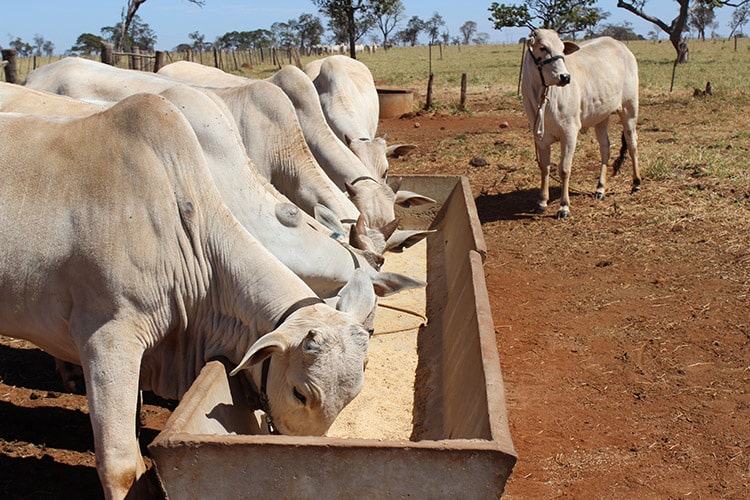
xmin=327 ymin=239 xmax=426 ymax=440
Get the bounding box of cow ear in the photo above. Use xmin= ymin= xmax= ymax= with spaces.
xmin=314 ymin=204 xmax=346 ymax=235
xmin=386 ymin=143 xmax=417 ymax=158
xmin=395 ymin=190 xmax=436 ymax=208
xmin=371 ymin=271 xmax=425 ymax=298
xmin=336 ymin=268 xmax=377 ymax=324
xmin=563 ymin=41 xmax=579 ymax=55
xmin=385 ymin=229 xmax=436 ymax=252
xmin=230 ymin=331 xmax=289 ymax=376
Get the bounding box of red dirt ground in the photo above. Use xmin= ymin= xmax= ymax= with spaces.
xmin=1 ymin=88 xmax=748 ymax=498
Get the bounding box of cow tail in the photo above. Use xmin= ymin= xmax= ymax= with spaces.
xmin=612 ymin=132 xmax=628 ymax=175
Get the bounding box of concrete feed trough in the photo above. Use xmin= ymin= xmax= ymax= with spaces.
xmin=148 ymin=175 xmax=517 ymax=498
xmin=377 ymin=88 xmax=414 ymax=118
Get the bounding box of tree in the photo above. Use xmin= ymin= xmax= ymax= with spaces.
xmin=32 ymin=35 xmax=54 ymax=57
xmin=615 ymin=1 xmax=749 ymax=61
xmin=425 ymin=12 xmax=446 ymax=45
xmin=597 ymin=21 xmax=645 ymax=40
xmin=372 ymin=0 xmax=404 ymax=50
xmin=459 ymin=21 xmax=478 ymax=45
xmin=473 ymin=32 xmax=491 ymax=45
xmin=396 ymin=16 xmax=425 ymax=46
xmin=296 ymin=13 xmax=325 ymax=53
xmin=729 ymin=3 xmax=750 ymax=36
xmin=8 ymin=37 xmax=33 ymax=56
xmin=690 ymin=2 xmax=717 ymax=40
xmin=312 ymin=0 xmax=377 ymax=58
xmin=71 ymin=33 xmax=104 ymax=55
xmin=271 ymin=21 xmax=298 ymax=48
xmin=102 ymin=15 xmax=157 ymax=51
xmin=615 ymin=1 xmax=746 ymax=90
xmin=187 ymin=31 xmax=210 ymax=51
xmin=42 ymin=40 xmax=55 ymax=56
xmin=488 ymin=0 xmax=606 ymax=37
xmin=119 ymin=0 xmax=204 ymax=50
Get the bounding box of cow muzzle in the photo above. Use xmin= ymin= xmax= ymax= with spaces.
xmin=559 ymin=73 xmax=571 ymax=86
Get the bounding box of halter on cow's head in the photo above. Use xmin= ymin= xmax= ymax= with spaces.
xmin=230 ymin=269 xmax=375 ymax=436
xmin=526 ymin=29 xmax=579 ymax=88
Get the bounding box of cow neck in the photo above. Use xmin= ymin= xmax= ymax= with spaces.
xmin=259 ymin=296 xmax=325 ymax=435
xmin=525 ymin=49 xmax=554 ymax=143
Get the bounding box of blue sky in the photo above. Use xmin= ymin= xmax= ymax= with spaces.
xmin=2 ymin=1 xmax=737 ymax=53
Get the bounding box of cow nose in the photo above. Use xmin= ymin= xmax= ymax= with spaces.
xmin=559 ymin=73 xmax=571 ymax=86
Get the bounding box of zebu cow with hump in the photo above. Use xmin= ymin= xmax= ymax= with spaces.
xmin=156 ymin=61 xmax=435 ymax=250
xmin=0 ymin=82 xmax=424 ymax=300
xmin=0 ymin=94 xmax=376 ymax=499
xmin=304 ymin=55 xmax=416 ymax=182
xmin=22 ymin=58 xmax=393 ymax=255
xmin=521 ymin=29 xmax=641 ymax=219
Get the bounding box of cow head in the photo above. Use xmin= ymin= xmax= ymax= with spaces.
xmin=231 ymin=269 xmax=375 ymax=436
xmin=526 ymin=29 xmax=579 ymax=87
xmin=345 ymin=135 xmax=389 ymax=182
xmin=345 ymin=174 xmax=399 ymax=229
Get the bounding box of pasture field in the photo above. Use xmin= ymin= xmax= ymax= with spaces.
xmin=1 ymin=38 xmax=749 ymax=497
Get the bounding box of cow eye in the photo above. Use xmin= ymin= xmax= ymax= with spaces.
xmin=293 ymin=387 xmax=307 ymax=406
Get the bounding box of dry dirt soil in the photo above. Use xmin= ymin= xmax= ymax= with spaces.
xmin=1 ymin=86 xmax=748 ymax=499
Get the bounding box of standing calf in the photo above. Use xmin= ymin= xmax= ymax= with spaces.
xmin=521 ymin=29 xmax=641 ymax=218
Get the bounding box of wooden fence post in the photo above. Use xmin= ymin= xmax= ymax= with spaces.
xmin=131 ymin=46 xmax=141 ymax=70
xmin=460 ymin=73 xmax=467 ymax=111
xmin=1 ymin=49 xmax=18 ymax=83
xmin=291 ymin=46 xmax=301 ymax=68
xmin=101 ymin=42 xmax=115 ymax=65
xmin=425 ymin=73 xmax=434 ymax=111
xmin=154 ymin=51 xmax=166 ymax=72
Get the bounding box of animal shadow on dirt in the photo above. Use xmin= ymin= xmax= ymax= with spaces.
xmin=475 ymin=186 xmax=573 ymax=222
xmin=0 ymin=396 xmax=103 ymax=498
xmin=0 ymin=454 xmax=103 ymax=499
xmin=0 ymin=344 xmax=64 ymax=393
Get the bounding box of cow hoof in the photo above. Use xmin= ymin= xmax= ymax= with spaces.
xmin=556 ymin=209 xmax=570 ymax=219
xmin=535 ymin=204 xmax=547 ymax=214
xmin=631 ymin=185 xmax=641 ymax=194
xmin=595 ymin=192 xmax=605 ymax=201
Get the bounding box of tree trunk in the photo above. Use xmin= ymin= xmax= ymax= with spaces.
xmin=348 ymin=7 xmax=357 ymax=59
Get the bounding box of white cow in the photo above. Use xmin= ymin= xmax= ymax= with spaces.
xmin=304 ymin=55 xmax=416 ymax=182
xmin=521 ymin=29 xmax=641 ymax=218
xmin=0 ymin=82 xmax=423 ymax=301
xmin=157 ymin=62 xmax=434 ymax=241
xmin=0 ymin=93 xmax=376 ymax=498
xmin=22 ymin=58 xmax=382 ymax=251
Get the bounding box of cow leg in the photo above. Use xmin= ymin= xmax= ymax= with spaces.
xmin=79 ymin=322 xmax=155 ymax=500
xmin=621 ymin=112 xmax=641 ymax=194
xmin=536 ymin=144 xmax=552 ymax=213
xmin=557 ymin=135 xmax=577 ymax=219
xmin=594 ymin=120 xmax=611 ymax=201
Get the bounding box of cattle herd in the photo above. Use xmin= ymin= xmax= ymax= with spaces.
xmin=0 ymin=29 xmax=640 ymax=498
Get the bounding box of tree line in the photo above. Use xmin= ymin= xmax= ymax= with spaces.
xmin=4 ymin=0 xmax=748 ymax=59
xmin=3 ymin=0 xmax=491 ymax=59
